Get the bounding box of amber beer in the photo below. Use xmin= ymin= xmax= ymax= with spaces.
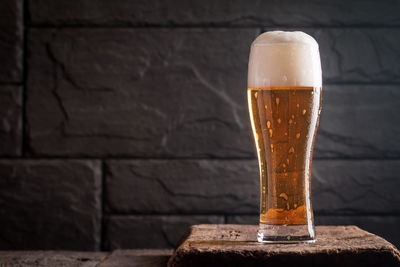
xmin=248 ymin=32 xmax=322 ymax=242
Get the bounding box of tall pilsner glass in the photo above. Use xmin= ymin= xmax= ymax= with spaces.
xmin=247 ymin=31 xmax=322 ymax=242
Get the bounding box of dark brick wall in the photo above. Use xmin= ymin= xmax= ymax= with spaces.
xmin=0 ymin=0 xmax=399 ymax=250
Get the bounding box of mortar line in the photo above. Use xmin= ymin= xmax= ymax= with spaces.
xmin=27 ymin=24 xmax=400 ymax=29
xmin=0 ymin=157 xmax=400 ymax=161
xmin=102 ymin=213 xmax=400 ymax=217
xmin=21 ymin=0 xmax=28 ymax=157
xmin=100 ymin=160 xmax=107 ymax=251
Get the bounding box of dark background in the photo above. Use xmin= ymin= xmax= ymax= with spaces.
xmin=0 ymin=0 xmax=399 ymax=251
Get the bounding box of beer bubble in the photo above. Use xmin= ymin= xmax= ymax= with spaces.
xmin=279 ymin=193 xmax=288 ymax=201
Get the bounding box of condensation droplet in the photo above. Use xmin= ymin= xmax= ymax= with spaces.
xmin=269 ymin=129 xmax=273 ymax=137
xmin=291 ymin=115 xmax=295 ymax=119
xmin=267 ymin=120 xmax=271 ymax=128
xmin=283 ymin=163 xmax=286 ymax=168
xmin=265 ymin=105 xmax=268 ymax=110
xmin=286 ymin=158 xmax=290 ymax=164
xmin=279 ymin=193 xmax=288 ymax=201
xmin=284 ymin=132 xmax=288 ymax=136
xmin=254 ymin=92 xmax=258 ymax=98
xmin=277 ymin=118 xmax=281 ymax=124
xmin=289 ymin=147 xmax=295 ymax=153
xmin=296 ymin=104 xmax=300 ymax=108
xmin=296 ymin=133 xmax=301 ymax=139
xmin=276 ymin=97 xmax=280 ymax=105
xmin=302 ymin=109 xmax=306 ymax=115
xmin=286 ymin=203 xmax=290 ymax=210
xmin=289 ymin=119 xmax=293 ymax=124
xmin=255 ymin=133 xmax=259 ymax=140
xmin=270 ymin=144 xmax=274 ymax=152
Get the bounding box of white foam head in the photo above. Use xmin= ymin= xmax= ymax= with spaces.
xmin=248 ymin=31 xmax=322 ymax=88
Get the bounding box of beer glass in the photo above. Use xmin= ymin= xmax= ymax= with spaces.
xmin=247 ymin=31 xmax=322 ymax=242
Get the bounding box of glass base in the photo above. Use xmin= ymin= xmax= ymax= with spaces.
xmin=257 ymin=224 xmax=315 ymax=243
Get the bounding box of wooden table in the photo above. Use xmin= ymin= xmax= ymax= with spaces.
xmin=169 ymin=224 xmax=400 ymax=267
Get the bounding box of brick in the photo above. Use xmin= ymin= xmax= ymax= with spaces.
xmin=315 ymin=85 xmax=400 ymax=158
xmin=310 ymin=29 xmax=400 ymax=83
xmin=105 ymin=159 xmax=400 ymax=215
xmin=27 ymin=29 xmax=400 ymax=158
xmin=27 ymin=29 xmax=256 ymax=157
xmin=315 ymin=215 xmax=400 ymax=250
xmin=105 ymin=160 xmax=258 ymax=214
xmin=0 ymin=160 xmax=101 ymax=250
xmin=312 ymin=160 xmax=400 ymax=214
xmin=0 ymin=0 xmax=23 ymax=82
xmin=226 ymin=215 xmax=258 ymax=225
xmin=29 ymin=0 xmax=400 ymax=27
xmin=104 ymin=215 xmax=224 ymax=249
xmin=0 ymin=86 xmax=22 ymax=156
